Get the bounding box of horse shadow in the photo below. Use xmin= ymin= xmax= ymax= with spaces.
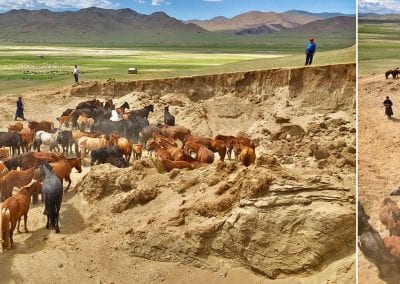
xmin=390 ymin=117 xmax=400 ymax=123
xmin=0 ymin=203 xmax=85 ymax=282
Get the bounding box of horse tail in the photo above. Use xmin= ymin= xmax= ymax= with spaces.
xmin=1 ymin=208 xmax=11 ymax=251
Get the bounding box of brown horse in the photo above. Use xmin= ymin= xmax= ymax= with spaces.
xmin=8 ymin=122 xmax=24 ymax=132
xmin=28 ymin=120 xmax=54 ymax=132
xmin=0 ymin=167 xmax=36 ymax=201
xmin=232 ymin=141 xmax=256 ymax=167
xmin=161 ymin=159 xmax=193 ymax=172
xmin=184 ymin=141 xmax=214 ymax=164
xmin=132 ymin=144 xmax=142 ymax=160
xmin=50 ymin=157 xmax=83 ymax=192
xmin=1 ymin=180 xmax=42 ymax=251
xmin=33 ymin=152 xmax=65 ymax=163
xmin=159 ymin=138 xmax=186 ymax=161
xmin=146 ymin=139 xmax=172 ymax=160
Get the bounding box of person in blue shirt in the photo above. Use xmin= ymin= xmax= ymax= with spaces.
xmin=305 ymin=37 xmax=316 ymax=65
xmin=15 ymin=96 xmax=25 ymax=121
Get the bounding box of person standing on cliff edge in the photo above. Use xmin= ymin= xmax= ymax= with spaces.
xmin=305 ymin=37 xmax=316 ymax=66
xmin=73 ymin=65 xmax=79 ymax=84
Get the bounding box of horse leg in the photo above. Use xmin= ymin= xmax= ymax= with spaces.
xmin=65 ymin=175 xmax=71 ymax=193
xmin=55 ymin=208 xmax=60 ymax=233
xmin=46 ymin=215 xmax=50 ymax=229
xmin=17 ymin=218 xmax=21 ymax=234
xmin=32 ymin=193 xmax=38 ymax=204
xmin=23 ymin=212 xmax=28 ymax=232
xmin=10 ymin=222 xmax=16 ymax=248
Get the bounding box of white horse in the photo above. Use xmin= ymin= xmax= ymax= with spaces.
xmin=34 ymin=130 xmax=60 ymax=152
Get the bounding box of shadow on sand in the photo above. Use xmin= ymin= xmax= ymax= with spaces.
xmin=0 ymin=203 xmax=85 ymax=282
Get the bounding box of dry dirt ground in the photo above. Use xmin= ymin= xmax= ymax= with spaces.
xmin=0 ymin=64 xmax=355 ymax=283
xmin=358 ymin=74 xmax=400 ymax=284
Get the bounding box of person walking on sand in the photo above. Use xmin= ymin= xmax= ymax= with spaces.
xmin=73 ymin=65 xmax=79 ymax=83
xmin=384 ymin=96 xmax=393 ymax=119
xmin=15 ymin=96 xmax=25 ymax=121
xmin=305 ymin=37 xmax=316 ymax=66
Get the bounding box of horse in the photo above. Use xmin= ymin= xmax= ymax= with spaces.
xmin=164 ymin=106 xmax=175 ymax=126
xmin=58 ymin=130 xmax=74 ymax=154
xmin=0 ymin=166 xmax=36 ymax=201
xmin=3 ymin=152 xmax=37 ymax=171
xmin=1 ymin=180 xmax=42 ymax=251
xmin=78 ymin=135 xmax=110 ymax=156
xmin=19 ymin=128 xmax=35 ymax=153
xmin=28 ymin=120 xmax=53 ymax=132
xmin=34 ymin=162 xmax=63 ymax=233
xmin=34 ymin=130 xmax=61 ymax=152
xmin=0 ymin=132 xmax=22 ymax=156
xmin=50 ymin=157 xmax=83 ymax=192
xmin=109 ymin=134 xmax=133 ymax=163
xmin=131 ymin=104 xmax=154 ymax=119
xmin=77 ymin=115 xmax=95 ymax=132
xmin=7 ymin=122 xmax=24 ymax=132
xmin=184 ymin=141 xmax=214 ymax=164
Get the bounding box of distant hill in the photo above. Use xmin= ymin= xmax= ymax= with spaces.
xmin=284 ymin=10 xmax=355 ymax=19
xmin=275 ymin=16 xmax=356 ymax=37
xmin=0 ymin=7 xmax=208 ymax=44
xmin=186 ymin=10 xmax=322 ymax=33
xmin=358 ymin=13 xmax=400 ymax=22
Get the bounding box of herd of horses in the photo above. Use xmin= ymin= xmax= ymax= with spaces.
xmin=0 ymin=98 xmax=257 ymax=251
xmin=358 ymin=190 xmax=400 ymax=276
xmin=385 ymin=67 xmax=400 ymax=79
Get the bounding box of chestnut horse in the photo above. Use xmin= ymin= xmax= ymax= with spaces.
xmin=50 ymin=157 xmax=83 ymax=192
xmin=1 ymin=180 xmax=42 ymax=251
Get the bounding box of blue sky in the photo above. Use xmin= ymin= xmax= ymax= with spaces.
xmin=359 ymin=0 xmax=400 ymax=14
xmin=0 ymin=0 xmax=356 ymax=20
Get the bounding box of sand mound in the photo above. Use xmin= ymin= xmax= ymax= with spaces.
xmin=0 ymin=64 xmax=355 ymax=283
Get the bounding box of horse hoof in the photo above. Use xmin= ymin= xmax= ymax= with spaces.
xmin=46 ymin=225 xmax=50 ymax=229
xmin=55 ymin=228 xmax=60 ymax=234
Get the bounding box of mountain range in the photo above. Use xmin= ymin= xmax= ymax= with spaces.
xmin=186 ymin=10 xmax=355 ymax=34
xmin=0 ymin=8 xmax=355 ymax=44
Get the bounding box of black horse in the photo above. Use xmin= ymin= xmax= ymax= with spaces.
xmin=0 ymin=132 xmax=22 ymax=156
xmin=132 ymin=104 xmax=154 ymax=119
xmin=90 ymin=146 xmax=122 ymax=165
xmin=35 ymin=162 xmax=63 ymax=233
xmin=164 ymin=106 xmax=175 ymax=126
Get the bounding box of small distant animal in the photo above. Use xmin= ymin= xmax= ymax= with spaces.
xmin=385 ymin=68 xmax=400 ymax=79
xmin=164 ymin=106 xmax=175 ymax=126
xmin=132 ymin=144 xmax=142 ymax=160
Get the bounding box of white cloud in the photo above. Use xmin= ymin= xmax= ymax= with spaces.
xmin=359 ymin=0 xmax=400 ymax=14
xmin=0 ymin=0 xmax=118 ymax=9
xmin=151 ymin=0 xmax=164 ymax=6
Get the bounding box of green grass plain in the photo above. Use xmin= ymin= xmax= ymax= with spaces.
xmin=359 ymin=21 xmax=400 ymax=74
xmin=0 ymin=33 xmax=355 ymax=96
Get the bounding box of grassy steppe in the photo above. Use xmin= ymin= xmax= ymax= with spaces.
xmin=359 ymin=21 xmax=400 ymax=74
xmin=0 ymin=40 xmax=355 ymax=96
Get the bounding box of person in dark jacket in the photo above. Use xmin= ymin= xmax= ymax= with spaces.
xmin=384 ymin=96 xmax=393 ymax=119
xmin=15 ymin=97 xmax=25 ymax=121
xmin=305 ymin=37 xmax=316 ymax=65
